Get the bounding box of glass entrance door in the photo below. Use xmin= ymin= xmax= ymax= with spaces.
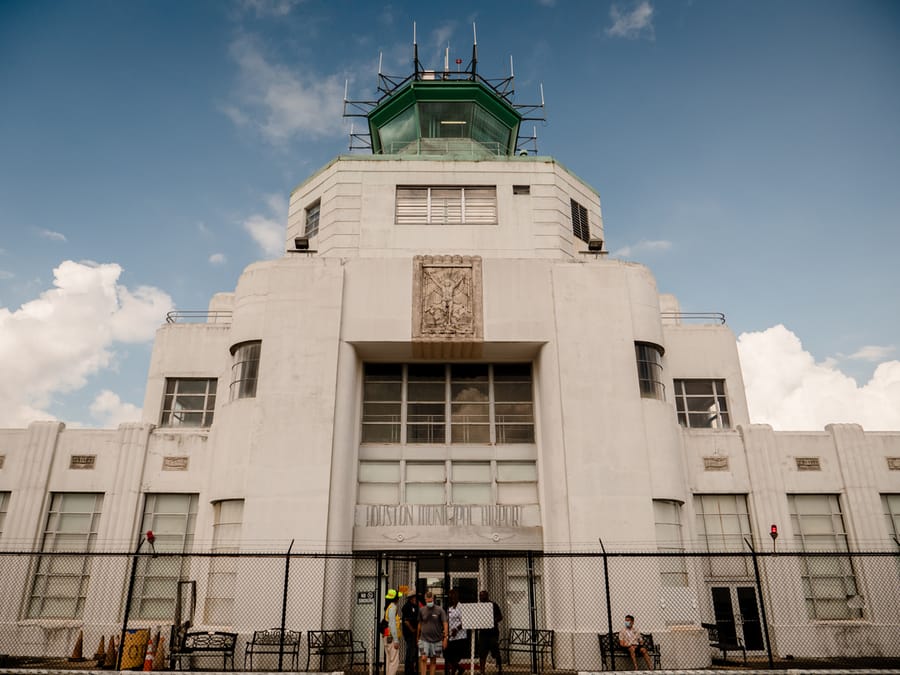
xmin=416 ymin=556 xmax=481 ymax=606
xmin=710 ymin=586 xmax=764 ymax=651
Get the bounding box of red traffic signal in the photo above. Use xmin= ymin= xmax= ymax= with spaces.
xmin=770 ymin=524 xmax=778 ymax=540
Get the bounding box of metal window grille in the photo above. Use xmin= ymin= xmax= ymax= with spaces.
xmin=694 ymin=494 xmax=753 ymax=577
xmin=570 ymin=199 xmax=590 ymax=242
xmin=674 ymin=379 xmax=730 ymax=428
xmin=130 ymin=493 xmax=198 ymax=620
xmin=635 ymin=342 xmax=665 ymax=400
xmin=395 ymin=186 xmax=497 ymax=224
xmin=358 ymin=460 xmax=537 ymax=508
xmin=654 ymin=499 xmax=689 ymax=587
xmin=27 ymin=492 xmax=103 ymax=618
xmin=362 ymin=364 xmax=535 ymax=444
xmin=883 ymin=494 xmax=900 ymax=545
xmin=230 ymin=341 xmax=261 ymax=400
xmin=205 ymin=499 xmax=244 ymax=624
xmin=788 ymin=494 xmax=861 ymax=619
xmin=161 ymin=378 xmax=217 ymax=428
xmin=305 ymin=200 xmax=320 ymax=237
xmin=0 ymin=491 xmax=8 ymax=537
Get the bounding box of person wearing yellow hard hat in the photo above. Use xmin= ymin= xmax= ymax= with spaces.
xmin=382 ymin=589 xmax=402 ymax=675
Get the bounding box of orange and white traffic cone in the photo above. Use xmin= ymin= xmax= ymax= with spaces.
xmin=152 ymin=635 xmax=167 ymax=671
xmin=143 ymin=634 xmax=156 ymax=671
xmin=104 ymin=635 xmax=117 ymax=669
xmin=94 ymin=636 xmax=106 ymax=664
xmin=69 ymin=629 xmax=86 ymax=662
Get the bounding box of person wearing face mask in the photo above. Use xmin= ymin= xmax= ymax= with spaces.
xmin=618 ymin=614 xmax=653 ymax=670
xmin=417 ymin=591 xmax=448 ymax=675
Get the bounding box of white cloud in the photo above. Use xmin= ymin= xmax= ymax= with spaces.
xmin=737 ymin=325 xmax=900 ymax=431
xmin=612 ymin=239 xmax=672 ymax=258
xmin=224 ymin=36 xmax=346 ymax=143
xmin=208 ymin=253 xmax=227 ymax=265
xmin=0 ymin=270 xmax=13 ymax=280
xmin=607 ymin=1 xmax=655 ymax=40
xmin=89 ymin=390 xmax=141 ymax=427
xmin=242 ymin=193 xmax=287 ymax=257
xmin=39 ymin=229 xmax=67 ymax=242
xmin=848 ymin=344 xmax=895 ymax=361
xmin=0 ymin=260 xmax=173 ymax=427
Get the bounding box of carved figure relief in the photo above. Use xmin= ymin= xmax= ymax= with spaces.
xmin=422 ymin=266 xmax=472 ymax=334
xmin=412 ymin=255 xmax=483 ymax=344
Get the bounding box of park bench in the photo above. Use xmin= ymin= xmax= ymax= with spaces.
xmin=701 ymin=622 xmax=746 ymax=664
xmin=243 ymin=628 xmax=301 ymax=670
xmin=171 ymin=630 xmax=237 ymax=671
xmin=499 ymin=628 xmax=555 ymax=670
xmin=306 ymin=629 xmax=368 ymax=671
xmin=598 ymin=631 xmax=661 ymax=670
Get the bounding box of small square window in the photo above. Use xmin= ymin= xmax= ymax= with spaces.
xmin=513 ymin=185 xmax=530 ymax=195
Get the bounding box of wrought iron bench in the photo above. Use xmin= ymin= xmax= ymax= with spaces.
xmin=499 ymin=628 xmax=555 ymax=670
xmin=598 ymin=631 xmax=661 ymax=670
xmin=171 ymin=631 xmax=237 ymax=671
xmin=243 ymin=628 xmax=301 ymax=670
xmin=701 ymin=622 xmax=746 ymax=664
xmin=306 ymin=629 xmax=368 ymax=671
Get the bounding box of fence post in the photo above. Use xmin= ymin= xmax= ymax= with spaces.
xmin=745 ymin=538 xmax=774 ymax=669
xmin=278 ymin=540 xmax=294 ymax=671
xmin=117 ymin=532 xmax=146 ymax=670
xmin=526 ymin=551 xmax=538 ymax=673
xmin=599 ymin=539 xmax=615 ymax=672
xmin=375 ymin=552 xmax=383 ymax=675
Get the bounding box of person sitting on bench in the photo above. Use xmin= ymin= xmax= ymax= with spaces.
xmin=618 ymin=614 xmax=654 ymax=670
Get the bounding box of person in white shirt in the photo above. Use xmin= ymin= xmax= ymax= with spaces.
xmin=445 ymin=589 xmax=468 ymax=675
xmin=618 ymin=614 xmax=653 ymax=670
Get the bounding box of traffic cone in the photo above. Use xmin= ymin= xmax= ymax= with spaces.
xmin=95 ymin=636 xmax=107 ymax=663
xmin=104 ymin=635 xmax=117 ymax=669
xmin=143 ymin=634 xmax=156 ymax=671
xmin=152 ymin=635 xmax=167 ymax=671
xmin=69 ymin=629 xmax=86 ymax=661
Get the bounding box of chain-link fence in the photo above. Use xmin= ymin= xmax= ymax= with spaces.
xmin=0 ymin=548 xmax=897 ymax=671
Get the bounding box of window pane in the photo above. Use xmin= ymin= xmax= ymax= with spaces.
xmin=451 ymin=422 xmax=490 ymax=443
xmin=452 ymin=484 xmax=491 ymax=504
xmin=498 ymin=483 xmax=537 ymax=505
xmin=497 ymin=462 xmax=537 ymax=481
xmin=407 ymin=484 xmax=445 ymax=504
xmin=453 ymin=462 xmax=491 ymax=481
xmin=409 ymin=382 xmax=445 ymax=401
xmin=359 ymin=484 xmax=399 ymax=504
xmin=364 ymin=382 xmax=402 ymax=400
xmin=359 ymin=461 xmax=401 ymax=482
xmin=362 ymin=424 xmax=401 ymax=443
xmin=407 ymin=463 xmax=445 ymax=481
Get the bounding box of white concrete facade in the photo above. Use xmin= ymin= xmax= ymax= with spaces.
xmin=1 ymin=153 xmax=899 ymax=668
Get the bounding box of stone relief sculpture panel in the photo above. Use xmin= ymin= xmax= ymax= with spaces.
xmin=413 ymin=255 xmax=483 ymax=345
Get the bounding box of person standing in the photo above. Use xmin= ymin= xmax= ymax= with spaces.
xmin=401 ymin=592 xmax=420 ymax=675
xmin=618 ymin=614 xmax=653 ymax=670
xmin=445 ymin=589 xmax=467 ymax=675
xmin=476 ymin=590 xmax=503 ymax=674
xmin=383 ymin=589 xmax=402 ymax=675
xmin=417 ymin=591 xmax=448 ymax=675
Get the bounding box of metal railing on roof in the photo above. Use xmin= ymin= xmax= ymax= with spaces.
xmin=661 ymin=311 xmax=726 ymax=325
xmin=165 ymin=310 xmax=233 ymax=324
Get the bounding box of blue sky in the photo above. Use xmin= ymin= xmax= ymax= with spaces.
xmin=1 ymin=0 xmax=898 ymax=429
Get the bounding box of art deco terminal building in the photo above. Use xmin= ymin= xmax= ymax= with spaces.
xmin=0 ymin=44 xmax=898 ymax=669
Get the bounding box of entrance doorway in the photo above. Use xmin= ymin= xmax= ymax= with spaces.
xmin=416 ymin=556 xmax=481 ymax=605
xmin=710 ymin=586 xmax=764 ymax=651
